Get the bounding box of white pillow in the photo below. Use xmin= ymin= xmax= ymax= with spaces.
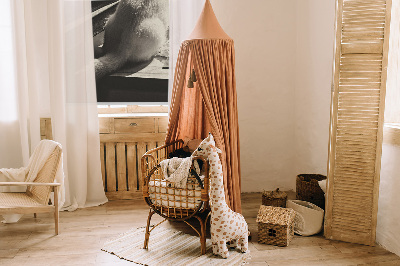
xmin=318 ymin=179 xmax=327 ymax=194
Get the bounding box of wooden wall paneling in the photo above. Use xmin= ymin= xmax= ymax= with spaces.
xmin=137 ymin=142 xmax=147 ymax=191
xmin=325 ymin=0 xmax=392 ymax=246
xmin=105 ymin=142 xmax=117 ymax=192
xmin=116 ymin=143 xmax=127 ymax=191
xmin=100 ymin=143 xmax=106 ymax=190
xmin=40 ymin=116 xmax=168 ymax=200
xmin=99 ymin=116 xmax=167 ymax=200
xmin=126 ymin=143 xmax=138 ymax=191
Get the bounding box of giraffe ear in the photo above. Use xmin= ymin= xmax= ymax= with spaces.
xmin=211 ymin=144 xmax=222 ymax=154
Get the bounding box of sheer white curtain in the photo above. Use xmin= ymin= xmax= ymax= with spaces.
xmin=0 ymin=0 xmax=107 ymax=211
xmin=0 ymin=0 xmax=24 ymax=169
xmin=168 ymin=0 xmax=204 ymax=100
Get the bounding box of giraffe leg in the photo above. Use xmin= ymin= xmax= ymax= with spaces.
xmin=238 ymin=235 xmax=249 ymax=253
xmin=212 ymin=241 xmax=218 ymax=255
xmin=217 ymin=241 xmax=229 ymax=259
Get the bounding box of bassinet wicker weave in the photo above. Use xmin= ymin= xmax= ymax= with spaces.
xmin=296 ymin=174 xmax=326 ymax=210
xmin=141 ymin=140 xmax=210 ymax=254
xmin=256 ymin=205 xmax=296 ymax=247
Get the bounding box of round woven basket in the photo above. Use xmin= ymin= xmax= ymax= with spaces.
xmin=295 ymin=174 xmax=326 ymax=210
xmin=287 ymin=200 xmax=324 ymax=236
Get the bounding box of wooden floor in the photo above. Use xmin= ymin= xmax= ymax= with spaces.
xmin=1 ymin=193 xmax=399 ymax=266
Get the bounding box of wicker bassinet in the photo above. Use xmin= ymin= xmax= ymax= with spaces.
xmin=141 ymin=140 xmax=210 ymax=254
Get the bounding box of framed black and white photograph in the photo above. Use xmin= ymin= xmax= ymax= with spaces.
xmin=91 ymin=0 xmax=169 ymax=103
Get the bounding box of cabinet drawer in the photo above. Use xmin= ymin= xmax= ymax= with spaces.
xmin=114 ymin=118 xmax=155 ymax=133
xmin=99 ymin=118 xmax=114 ymax=134
xmin=157 ymin=117 xmax=168 ymax=133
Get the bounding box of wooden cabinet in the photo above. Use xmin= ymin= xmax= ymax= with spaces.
xmin=98 ymin=115 xmax=168 ymax=200
xmin=40 ymin=115 xmax=169 ymax=201
xmin=99 ymin=116 xmax=167 ymax=140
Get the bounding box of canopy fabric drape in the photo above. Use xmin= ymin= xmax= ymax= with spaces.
xmin=166 ymin=39 xmax=242 ymax=212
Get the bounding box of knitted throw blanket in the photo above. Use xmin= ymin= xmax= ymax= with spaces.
xmin=0 ymin=140 xmax=65 ymax=223
xmin=159 ymin=157 xmax=199 ymax=188
xmin=0 ymin=140 xmax=62 ymax=184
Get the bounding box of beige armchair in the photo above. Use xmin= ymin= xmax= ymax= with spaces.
xmin=0 ymin=145 xmax=62 ymax=234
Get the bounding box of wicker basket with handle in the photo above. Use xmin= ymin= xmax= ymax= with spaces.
xmin=262 ymin=188 xmax=287 ymax=208
xmin=296 ymin=174 xmax=326 ymax=209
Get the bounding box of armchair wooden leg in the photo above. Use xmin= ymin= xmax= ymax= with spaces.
xmin=34 ymin=213 xmax=37 ymax=218
xmin=54 ymin=186 xmax=59 ymax=235
xmin=144 ymin=209 xmax=155 ymax=249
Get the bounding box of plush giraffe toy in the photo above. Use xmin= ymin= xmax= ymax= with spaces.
xmin=192 ymin=133 xmax=248 ymax=258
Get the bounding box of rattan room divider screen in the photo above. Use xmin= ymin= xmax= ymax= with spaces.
xmin=325 ymin=0 xmax=392 ymax=245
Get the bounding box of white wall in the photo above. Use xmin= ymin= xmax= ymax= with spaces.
xmin=376 ymin=2 xmax=400 ymax=255
xmin=377 ymin=142 xmax=400 ymax=256
xmin=294 ymin=1 xmax=335 ymax=178
xmin=212 ymin=0 xmax=297 ymax=192
xmin=212 ymin=1 xmax=400 ymax=255
xmin=212 ymin=0 xmax=335 ymax=192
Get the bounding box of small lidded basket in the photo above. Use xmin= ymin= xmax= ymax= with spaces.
xmin=262 ymin=188 xmax=287 ymax=208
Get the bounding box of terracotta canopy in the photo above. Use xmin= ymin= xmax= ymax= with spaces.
xmin=166 ymin=0 xmax=242 ymax=212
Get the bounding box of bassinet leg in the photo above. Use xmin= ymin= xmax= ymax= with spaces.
xmin=199 ymin=217 xmax=206 ymax=255
xmin=194 ymin=214 xmax=208 ymax=255
xmin=144 ymin=209 xmax=155 ymax=249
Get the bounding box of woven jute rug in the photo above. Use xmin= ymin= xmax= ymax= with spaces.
xmin=102 ymin=226 xmax=250 ymax=265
